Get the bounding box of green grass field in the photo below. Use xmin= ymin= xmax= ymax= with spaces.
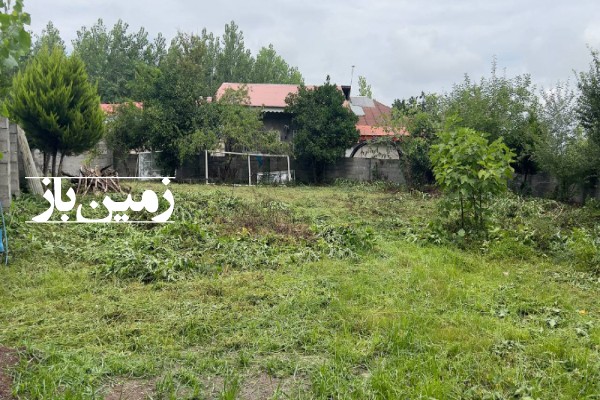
xmin=0 ymin=184 xmax=599 ymax=399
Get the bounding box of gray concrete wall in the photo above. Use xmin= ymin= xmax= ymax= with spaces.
xmin=31 ymin=140 xmax=113 ymax=176
xmin=322 ymin=158 xmax=405 ymax=184
xmin=176 ymin=153 xmax=405 ymax=185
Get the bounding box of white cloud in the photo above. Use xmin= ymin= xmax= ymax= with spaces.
xmin=23 ymin=0 xmax=600 ymax=104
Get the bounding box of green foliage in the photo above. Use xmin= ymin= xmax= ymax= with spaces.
xmin=0 ymin=0 xmax=30 ymax=69
xmin=577 ymin=48 xmax=600 ymax=149
xmin=31 ymin=20 xmax=64 ymax=55
xmin=430 ymin=127 xmax=514 ymax=230
xmin=443 ymin=61 xmax=542 ymax=177
xmin=285 ymin=77 xmax=359 ymax=182
xmin=109 ymin=23 xmax=302 ymax=171
xmin=0 ymin=0 xmax=30 ymax=114
xmin=193 ymin=86 xmax=285 ymax=155
xmin=8 ymin=45 xmax=104 ymax=175
xmin=215 ymin=21 xmax=254 ymax=85
xmin=72 ymin=18 xmax=166 ymax=103
xmin=3 ymin=185 xmax=600 ymax=399
xmin=536 ymin=82 xmax=596 ymax=200
xmin=357 ymin=75 xmax=372 ymax=98
xmin=559 ymin=227 xmax=600 ymax=274
xmin=174 ymin=86 xmax=285 ymax=167
xmin=252 ymin=44 xmax=303 ymax=84
xmin=105 ymin=102 xmax=147 ymax=159
xmin=390 ymin=92 xmax=442 ymax=186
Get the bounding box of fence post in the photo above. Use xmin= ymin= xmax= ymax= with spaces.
xmin=205 ymin=150 xmax=208 ymax=184
xmin=247 ymin=154 xmax=251 ymax=186
xmin=286 ymin=155 xmax=291 ymax=184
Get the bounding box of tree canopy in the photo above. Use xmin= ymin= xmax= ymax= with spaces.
xmin=443 ymin=64 xmax=542 ymax=177
xmin=0 ymin=0 xmax=30 ymax=114
xmin=577 ymin=49 xmax=600 ymax=153
xmin=72 ymin=18 xmax=166 ymax=103
xmin=9 ymin=45 xmax=104 ymax=175
xmin=285 ymin=78 xmax=359 ymax=182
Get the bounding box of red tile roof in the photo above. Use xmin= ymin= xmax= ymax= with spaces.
xmin=100 ymin=102 xmax=143 ymax=114
xmin=215 ymin=83 xmax=403 ymax=141
xmin=357 ymin=99 xmax=392 ymax=127
xmin=357 ymin=125 xmax=408 ymax=141
xmin=216 ymin=83 xmax=315 ymax=108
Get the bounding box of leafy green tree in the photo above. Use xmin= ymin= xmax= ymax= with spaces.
xmin=9 ymin=45 xmax=104 ymax=175
xmin=73 ymin=19 xmax=165 ymax=103
xmin=577 ymin=49 xmax=600 ymax=152
xmin=390 ymin=92 xmax=442 ymax=186
xmin=31 ymin=21 xmax=64 ymax=55
xmin=105 ymin=102 xmax=147 ymax=160
xmin=285 ymin=77 xmax=359 ymax=182
xmin=430 ymin=127 xmax=514 ymax=230
xmin=178 ymin=86 xmax=285 ymax=175
xmin=0 ymin=0 xmax=29 ymax=68
xmin=536 ymin=82 xmax=596 ymax=200
xmin=357 ymin=75 xmax=372 ymax=98
xmin=142 ymin=32 xmax=210 ymax=169
xmin=252 ymin=44 xmax=303 ymax=84
xmin=216 ymin=21 xmax=253 ymax=84
xmin=0 ymin=0 xmax=30 ymax=113
xmin=443 ymin=62 xmax=542 ymax=180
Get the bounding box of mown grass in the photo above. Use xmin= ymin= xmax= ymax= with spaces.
xmin=0 ymin=183 xmax=599 ymax=399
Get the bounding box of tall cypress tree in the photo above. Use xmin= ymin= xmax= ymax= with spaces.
xmin=9 ymin=45 xmax=104 ymax=175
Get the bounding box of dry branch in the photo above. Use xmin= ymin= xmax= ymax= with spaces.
xmin=75 ymin=165 xmax=126 ymax=195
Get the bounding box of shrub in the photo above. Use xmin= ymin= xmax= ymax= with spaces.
xmin=429 ymin=127 xmax=514 ymax=232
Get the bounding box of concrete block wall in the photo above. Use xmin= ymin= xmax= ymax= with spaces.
xmin=322 ymin=158 xmax=405 ymax=184
xmin=9 ymin=123 xmax=19 ymax=196
xmin=0 ymin=118 xmax=11 ymax=207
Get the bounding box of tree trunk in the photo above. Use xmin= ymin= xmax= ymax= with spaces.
xmin=51 ymin=150 xmax=58 ymax=177
xmin=42 ymin=152 xmax=49 ymax=175
xmin=58 ymin=153 xmax=66 ymax=175
xmin=16 ymin=126 xmax=44 ymax=196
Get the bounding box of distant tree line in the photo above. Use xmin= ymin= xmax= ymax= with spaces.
xmin=389 ymin=55 xmax=600 ymax=202
xmin=27 ymin=19 xmax=303 ymax=104
xmin=2 ymin=17 xmax=305 ymax=172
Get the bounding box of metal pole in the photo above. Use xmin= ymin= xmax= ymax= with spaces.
xmin=205 ymin=150 xmax=208 ymax=184
xmin=248 ymin=154 xmax=252 ymax=186
xmin=286 ymin=155 xmax=291 ymax=184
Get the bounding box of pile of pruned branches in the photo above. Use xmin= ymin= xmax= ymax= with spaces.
xmin=74 ymin=166 xmax=125 ymax=195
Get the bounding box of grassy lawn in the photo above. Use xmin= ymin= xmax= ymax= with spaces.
xmin=0 ymin=184 xmax=599 ymax=399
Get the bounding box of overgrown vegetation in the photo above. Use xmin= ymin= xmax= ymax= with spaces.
xmin=1 ymin=184 xmax=599 ymax=399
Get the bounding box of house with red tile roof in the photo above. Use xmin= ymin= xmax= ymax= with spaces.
xmin=215 ymin=83 xmax=405 ymax=158
xmin=100 ymin=102 xmax=143 ymax=115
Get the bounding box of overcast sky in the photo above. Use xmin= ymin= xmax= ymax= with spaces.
xmin=24 ymin=0 xmax=600 ymax=105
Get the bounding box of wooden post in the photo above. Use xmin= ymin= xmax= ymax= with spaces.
xmin=205 ymin=150 xmax=209 ymax=185
xmin=16 ymin=126 xmax=43 ymax=196
xmin=247 ymin=154 xmax=251 ymax=186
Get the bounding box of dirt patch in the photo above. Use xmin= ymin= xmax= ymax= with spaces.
xmin=200 ymin=373 xmax=308 ymax=400
xmin=104 ymin=379 xmax=156 ymax=400
xmin=0 ymin=347 xmax=19 ymax=400
xmin=239 ymin=373 xmax=309 ymax=400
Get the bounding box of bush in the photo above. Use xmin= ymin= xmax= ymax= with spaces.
xmin=560 ymin=228 xmax=600 ymax=274
xmin=430 ymin=127 xmax=515 ymax=232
